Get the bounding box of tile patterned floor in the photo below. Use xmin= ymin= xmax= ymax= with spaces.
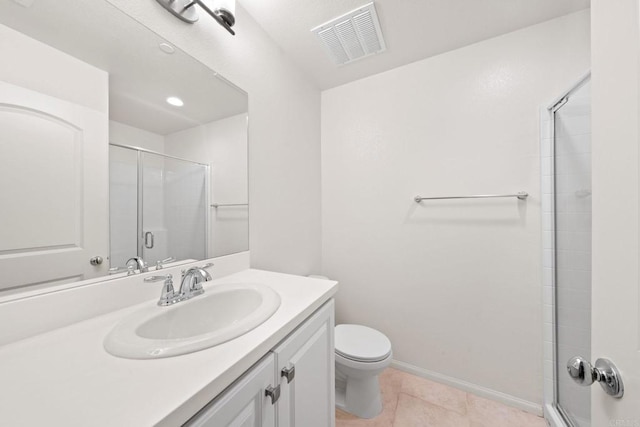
xmin=336 ymin=368 xmax=548 ymax=427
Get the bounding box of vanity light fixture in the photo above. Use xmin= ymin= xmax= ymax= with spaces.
xmin=166 ymin=96 xmax=184 ymax=107
xmin=155 ymin=0 xmax=236 ymax=35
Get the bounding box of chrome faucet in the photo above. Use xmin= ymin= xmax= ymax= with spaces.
xmin=126 ymin=256 xmax=149 ymax=273
xmin=148 ymin=264 xmax=213 ymax=306
xmin=179 ymin=266 xmax=212 ymax=299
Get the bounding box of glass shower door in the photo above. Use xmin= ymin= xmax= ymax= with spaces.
xmin=109 ymin=145 xmax=139 ymax=269
xmin=553 ymin=79 xmax=591 ymax=427
xmin=140 ymin=152 xmax=208 ymax=267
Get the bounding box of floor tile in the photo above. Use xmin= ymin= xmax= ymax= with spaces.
xmin=466 ymin=393 xmax=547 ymax=427
xmin=400 ymin=373 xmax=467 ymax=415
xmin=392 ymin=393 xmax=471 ymax=427
xmin=336 ymin=368 xmax=548 ymax=427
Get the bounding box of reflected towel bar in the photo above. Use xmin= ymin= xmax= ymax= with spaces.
xmin=211 ymin=203 xmax=248 ymax=208
xmin=414 ymin=192 xmax=528 ymax=203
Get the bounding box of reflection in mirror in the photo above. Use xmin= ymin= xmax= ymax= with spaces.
xmin=0 ymin=0 xmax=248 ymax=294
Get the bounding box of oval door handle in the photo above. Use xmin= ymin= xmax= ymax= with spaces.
xmin=144 ymin=232 xmax=154 ymax=249
xmin=90 ymin=256 xmax=103 ymax=266
xmin=281 ymin=366 xmax=295 ymax=384
xmin=265 ymin=385 xmax=281 ymax=404
xmin=567 ymin=356 xmax=624 ymax=398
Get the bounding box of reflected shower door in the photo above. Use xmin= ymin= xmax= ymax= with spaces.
xmin=141 ymin=151 xmax=208 ymax=266
xmin=109 ymin=145 xmax=138 ymax=269
xmin=553 ymin=79 xmax=591 ymax=427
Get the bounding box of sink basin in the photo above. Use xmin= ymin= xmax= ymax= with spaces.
xmin=104 ymin=282 xmax=281 ymax=359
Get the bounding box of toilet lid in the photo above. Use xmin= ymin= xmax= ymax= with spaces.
xmin=335 ymin=324 xmax=392 ymax=362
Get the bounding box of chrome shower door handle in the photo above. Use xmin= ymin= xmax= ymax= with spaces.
xmin=567 ymin=356 xmax=624 ymax=398
xmin=144 ymin=231 xmax=154 ymax=249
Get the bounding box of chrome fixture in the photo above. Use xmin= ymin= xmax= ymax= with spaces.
xmin=155 ymin=0 xmax=236 ymax=35
xmin=414 ymin=192 xmax=529 ymax=203
xmin=211 ymin=203 xmax=248 ymax=208
xmin=155 ymin=264 xmax=213 ymax=306
xmin=108 ymin=265 xmax=136 ymax=276
xmin=144 ymin=231 xmax=154 ymax=249
xmin=179 ymin=266 xmax=212 ymax=299
xmin=155 ymin=257 xmax=176 ymax=270
xmin=89 ymin=256 xmax=103 ymax=266
xmin=126 ymin=256 xmax=149 ymax=273
xmin=155 ymin=274 xmax=178 ymax=306
xmin=567 ymin=356 xmax=624 ymax=398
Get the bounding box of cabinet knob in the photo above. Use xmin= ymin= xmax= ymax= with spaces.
xmin=265 ymin=385 xmax=281 ymax=404
xmin=281 ymin=366 xmax=296 ymax=384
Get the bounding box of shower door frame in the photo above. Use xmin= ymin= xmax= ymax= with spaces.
xmin=541 ymin=72 xmax=591 ymax=427
xmin=109 ymin=143 xmax=211 ymax=265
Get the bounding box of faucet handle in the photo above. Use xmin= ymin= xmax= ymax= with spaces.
xmin=144 ymin=275 xmax=168 ymax=282
xmin=108 ymin=265 xmax=136 ymax=275
xmin=156 ymin=257 xmax=176 ymax=270
xmin=158 ymin=274 xmax=178 ymax=306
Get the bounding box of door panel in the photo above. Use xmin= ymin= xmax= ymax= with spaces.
xmin=0 ymin=81 xmax=108 ymax=290
xmin=553 ymin=80 xmax=592 ymax=427
xmin=591 ymin=0 xmax=640 ymax=425
xmin=185 ymin=354 xmax=276 ymax=427
xmin=141 ymin=152 xmax=207 ymax=266
xmin=273 ymin=300 xmax=335 ymax=427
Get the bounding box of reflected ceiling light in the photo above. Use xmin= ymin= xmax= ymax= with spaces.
xmin=166 ymin=97 xmax=184 ymax=107
xmin=155 ymin=0 xmax=236 ymax=36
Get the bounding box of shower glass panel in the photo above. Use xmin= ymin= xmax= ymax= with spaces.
xmin=109 ymin=145 xmax=139 ymax=269
xmin=553 ymin=79 xmax=591 ymax=427
xmin=141 ymin=152 xmax=208 ymax=266
xmin=109 ymin=145 xmax=208 ymax=270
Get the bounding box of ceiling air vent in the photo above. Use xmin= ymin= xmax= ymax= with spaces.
xmin=311 ymin=2 xmax=386 ymax=66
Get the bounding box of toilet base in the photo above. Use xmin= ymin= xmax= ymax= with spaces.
xmin=335 ymin=374 xmax=383 ymax=419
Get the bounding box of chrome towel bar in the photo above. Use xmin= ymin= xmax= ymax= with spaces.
xmin=414 ymin=192 xmax=528 ymax=203
xmin=211 ymin=203 xmax=248 ymax=208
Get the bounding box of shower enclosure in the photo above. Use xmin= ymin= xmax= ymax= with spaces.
xmin=543 ymin=75 xmax=591 ymax=427
xmin=109 ymin=144 xmax=209 ymax=269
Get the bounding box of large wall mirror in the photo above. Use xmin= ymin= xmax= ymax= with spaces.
xmin=0 ymin=0 xmax=248 ymax=294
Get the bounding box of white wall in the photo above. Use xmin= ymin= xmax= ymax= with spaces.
xmin=105 ymin=1 xmax=321 ymax=275
xmin=109 ymin=120 xmax=165 ymax=152
xmin=0 ymin=24 xmax=107 ymax=114
xmin=321 ymin=10 xmax=590 ymax=408
xmin=165 ymin=113 xmax=249 ymax=257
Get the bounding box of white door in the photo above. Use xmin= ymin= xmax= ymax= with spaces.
xmin=0 ymin=81 xmax=109 ymax=290
xmin=591 ymin=0 xmax=640 ymax=425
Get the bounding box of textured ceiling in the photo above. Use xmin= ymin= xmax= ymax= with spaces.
xmin=240 ymin=0 xmax=590 ymax=90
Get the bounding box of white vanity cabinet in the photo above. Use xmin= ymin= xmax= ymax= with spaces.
xmin=185 ymin=354 xmax=277 ymax=427
xmin=273 ymin=299 xmax=335 ymax=427
xmin=185 ymin=299 xmax=335 ymax=427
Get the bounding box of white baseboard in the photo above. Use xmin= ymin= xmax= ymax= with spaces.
xmin=391 ymin=360 xmax=544 ymax=417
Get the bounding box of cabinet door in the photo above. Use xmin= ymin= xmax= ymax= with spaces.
xmin=273 ymin=300 xmax=335 ymax=427
xmin=185 ymin=354 xmax=277 ymax=427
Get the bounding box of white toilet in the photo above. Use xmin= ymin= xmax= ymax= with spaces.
xmin=334 ymin=324 xmax=393 ymax=419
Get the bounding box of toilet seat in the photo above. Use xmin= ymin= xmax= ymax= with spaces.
xmin=335 ymin=324 xmax=392 ymax=363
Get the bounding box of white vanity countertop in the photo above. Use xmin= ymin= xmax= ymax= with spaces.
xmin=0 ymin=269 xmax=337 ymax=426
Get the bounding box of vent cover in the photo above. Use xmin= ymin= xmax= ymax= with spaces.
xmin=311 ymin=2 xmax=386 ymax=66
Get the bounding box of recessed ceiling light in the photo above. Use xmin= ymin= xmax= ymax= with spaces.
xmin=159 ymin=42 xmax=175 ymax=54
xmin=166 ymin=96 xmax=184 ymax=107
